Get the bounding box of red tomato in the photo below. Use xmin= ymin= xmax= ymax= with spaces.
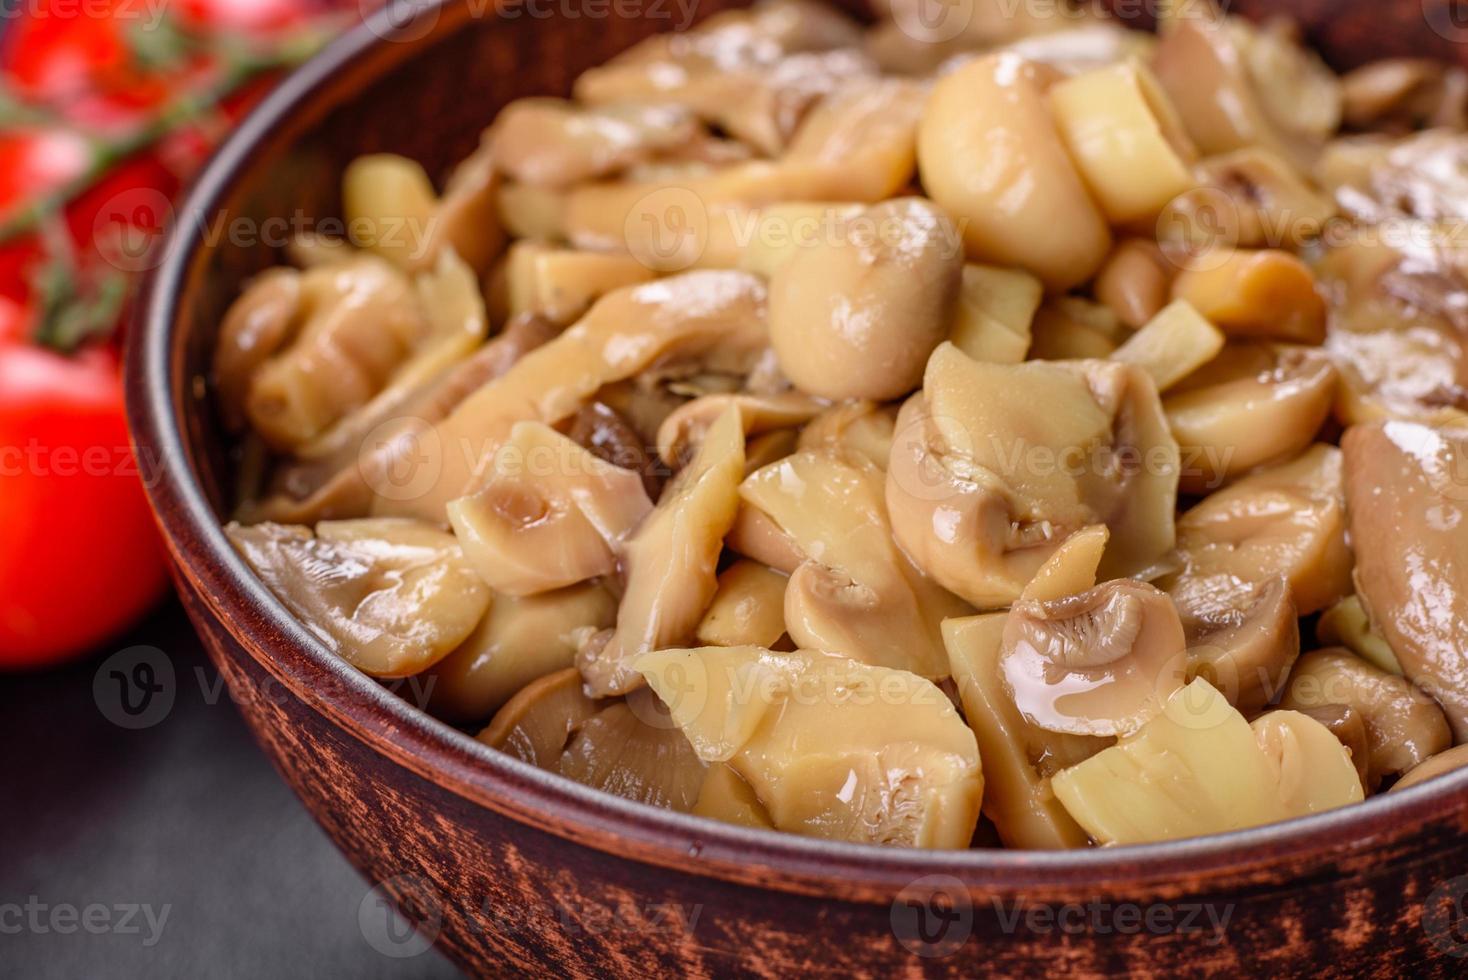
xmin=177 ymin=0 xmax=309 ymax=33
xmin=0 ymin=341 xmax=169 ymax=667
xmin=0 ymin=129 xmax=94 ymax=305
xmin=2 ymin=0 xmax=174 ymax=110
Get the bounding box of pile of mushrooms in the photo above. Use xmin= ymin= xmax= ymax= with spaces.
xmin=218 ymin=0 xmax=1468 ymax=850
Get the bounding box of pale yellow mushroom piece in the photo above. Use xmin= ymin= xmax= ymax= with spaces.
xmin=1170 ymin=249 xmax=1326 ymax=345
xmin=1048 ymin=62 xmax=1197 ymax=225
xmin=1341 ymin=59 xmax=1468 ymax=132
xmin=1391 ymin=744 xmax=1468 ymax=793
xmin=490 ymin=99 xmax=701 ymax=188
xmin=740 ymin=449 xmax=967 ymax=678
xmin=636 ymin=646 xmax=983 ymax=849
xmin=495 ymin=181 xmax=566 ymax=241
xmin=1093 ymin=239 xmax=1173 ymax=330
xmin=1018 ymin=525 xmax=1108 ymax=604
xmin=1343 ymin=421 xmax=1468 ymax=741
xmin=726 ymin=502 xmax=805 ymax=574
xmin=1156 ymin=147 xmax=1337 ymax=253
xmin=578 ymin=407 xmax=747 ymax=697
xmin=1162 ymin=444 xmax=1352 ymax=628
xmin=919 ymin=53 xmax=1111 ymax=291
xmin=738 ymin=203 xmax=863 ymax=279
xmin=795 ymin=401 xmax=898 ymax=469
xmin=696 ymin=560 xmax=790 ymax=649
xmin=942 ymin=614 xmax=1099 ymax=850
xmin=887 ymin=344 xmax=1178 ymax=608
xmin=767 ymin=197 xmax=963 ymax=401
xmin=1109 ymin=299 xmax=1226 ymax=394
xmin=427 ymin=581 xmax=617 ymax=724
xmin=366 ymin=270 xmax=770 ymax=523
xmin=1182 ymin=577 xmax=1300 ymax=715
xmin=948 ymin=264 xmax=1043 ymax=365
xmin=214 ymin=268 xmax=303 ymax=433
xmin=1027 ymin=297 xmax=1131 ymax=361
xmin=999 ymin=580 xmax=1188 ymax=738
xmin=693 ymin=765 xmax=776 ymax=830
xmin=1317 ymin=595 xmax=1402 ymax=676
xmin=447 ymin=421 xmax=654 ymax=596
xmin=504 ymin=241 xmax=655 ymax=325
xmin=226 ymin=519 xmax=490 ymax=678
xmin=1164 ymin=343 xmax=1337 ymax=494
xmin=1051 ymin=679 xmax=1362 ymax=846
xmin=1280 ymin=648 xmax=1452 ymax=792
xmin=657 ymin=391 xmax=826 ymax=468
xmin=236 ymin=256 xmax=428 ymax=452
xmin=477 ymin=668 xmax=601 ymax=768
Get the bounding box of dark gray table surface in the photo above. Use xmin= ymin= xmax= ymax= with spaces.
xmin=0 ymin=601 xmax=462 ymax=979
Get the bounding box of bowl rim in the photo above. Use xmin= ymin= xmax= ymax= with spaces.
xmin=127 ymin=0 xmax=1468 ymax=901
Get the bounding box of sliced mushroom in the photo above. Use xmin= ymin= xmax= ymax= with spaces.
xmin=1018 ymin=525 xmax=1108 ymax=604
xmin=692 ymin=764 xmax=775 ymax=830
xmin=578 ymin=407 xmax=746 ymax=697
xmin=427 ymin=581 xmax=617 ymax=723
xmin=1280 ymin=648 xmax=1452 ymax=791
xmin=1163 ymin=343 xmax=1337 ymax=493
xmin=1317 ymin=594 xmax=1403 ymax=675
xmin=567 ymin=400 xmax=664 ymax=500
xmin=657 ymin=391 xmax=826 ymax=469
xmin=447 ymin=421 xmax=653 ymax=596
xmin=226 ymin=519 xmax=490 ymax=678
xmin=477 ymin=667 xmax=601 ymax=768
xmin=999 ymin=580 xmax=1188 ymax=738
xmin=795 ymin=401 xmax=897 ymax=469
xmin=741 ymin=449 xmax=968 ymax=678
xmin=1341 ymin=59 xmax=1468 ymax=132
xmin=504 ymin=241 xmax=656 ymax=325
xmin=1170 ymin=249 xmax=1326 ymax=345
xmin=1051 ymin=679 xmax=1362 ymax=846
xmin=767 ymin=198 xmax=963 ymax=402
xmin=1293 ymin=703 xmax=1371 ymax=789
xmin=1391 ymin=744 xmax=1468 ymax=793
xmin=214 ymin=269 xmax=302 ymax=433
xmin=695 ymin=560 xmax=789 ymax=649
xmin=1343 ymin=420 xmax=1468 ymax=740
xmin=1182 ymin=577 xmax=1300 ymax=714
xmin=887 ymin=345 xmax=1178 ymax=608
xmin=636 ymin=646 xmax=983 ymax=849
xmin=919 ymin=53 xmax=1111 ymax=290
xmin=725 ymin=502 xmax=804 ymax=574
xmin=949 ymin=263 xmax=1042 ymax=365
xmin=942 ymin=613 xmax=1100 ymax=850
xmin=1162 ymin=444 xmax=1352 ymax=629
xmin=1156 ymin=147 xmax=1337 ymax=253
xmin=1109 ymin=299 xmax=1226 ymax=394
xmin=1094 ymin=239 xmax=1174 ymax=331
xmin=367 ymin=270 xmax=769 ymax=522
xmin=491 ymin=99 xmax=701 ymax=188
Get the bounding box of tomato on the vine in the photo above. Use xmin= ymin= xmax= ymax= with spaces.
xmin=0 ymin=341 xmax=169 ymax=667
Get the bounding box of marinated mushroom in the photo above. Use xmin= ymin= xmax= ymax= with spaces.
xmin=1391 ymin=744 xmax=1468 ymax=793
xmin=1051 ymin=679 xmax=1362 ymax=845
xmin=1317 ymin=594 xmax=1403 ymax=675
xmin=490 ymin=99 xmax=701 ymax=187
xmin=637 ymin=646 xmax=983 ymax=848
xmin=226 ymin=519 xmax=491 ymax=677
xmin=767 ymin=198 xmax=963 ymax=401
xmin=504 ymin=241 xmax=656 ymax=325
xmin=447 ymin=421 xmax=654 ymax=596
xmin=795 ymin=400 xmax=898 ymax=468
xmin=1343 ymin=421 xmax=1468 ymax=740
xmin=695 ymin=560 xmax=790 ymax=649
xmin=1094 ymin=239 xmax=1173 ymax=330
xmin=887 ymin=344 xmax=1178 ymax=608
xmin=1182 ymin=576 xmax=1300 ymax=714
xmin=578 ymin=407 xmax=746 ymax=697
xmin=1163 ymin=343 xmax=1337 ymax=494
xmin=948 ymin=263 xmax=1043 ymax=365
xmin=1109 ymin=299 xmax=1225 ymax=393
xmin=1280 ymin=648 xmax=1452 ymax=791
xmin=1170 ymin=249 xmax=1326 ymax=345
xmin=999 ymin=580 xmax=1188 ymax=738
xmin=741 ymin=449 xmax=967 ymax=678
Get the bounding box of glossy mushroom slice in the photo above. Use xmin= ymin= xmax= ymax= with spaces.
xmin=1156 ymin=147 xmax=1336 ymax=254
xmin=636 ymin=646 xmax=983 ymax=849
xmin=1340 ymin=59 xmax=1468 ymax=132
xmin=1280 ymin=648 xmax=1452 ymax=792
xmin=1391 ymin=744 xmax=1468 ymax=793
xmin=1051 ymin=679 xmax=1362 ymax=846
xmin=578 ymin=407 xmax=746 ymax=697
xmin=999 ymin=580 xmax=1188 ymax=738
xmin=1317 ymin=594 xmax=1402 ymax=675
xmin=887 ymin=344 xmax=1178 ymax=608
xmin=692 ymin=765 xmax=775 ymax=830
xmin=504 ymin=241 xmax=655 ymax=326
xmin=1162 ymin=444 xmax=1352 ymax=628
xmin=220 ymin=256 xmax=429 ymax=452
xmin=366 ymin=270 xmax=770 ymax=523
xmin=447 ymin=421 xmax=654 ymax=596
xmin=426 ymin=582 xmax=617 ymax=724
xmin=656 ymin=391 xmax=826 ymax=469
xmin=226 ymin=519 xmax=490 ymax=678
xmin=477 ymin=668 xmax=601 ymax=768
xmin=767 ymin=198 xmax=963 ymax=401
xmin=1182 ymin=577 xmax=1300 ymax=715
xmin=695 ymin=560 xmax=790 ymax=649
xmin=1163 ymin=343 xmax=1337 ymax=494
xmin=795 ymin=401 xmax=897 ymax=469
xmin=214 ymin=268 xmax=302 ymax=433
xmin=948 ymin=263 xmax=1043 ymax=365
xmin=490 ymin=99 xmax=702 ymax=188
xmin=1343 ymin=420 xmax=1468 ymax=740
xmin=740 ymin=448 xmax=968 ymax=678
xmin=1170 ymin=249 xmax=1326 ymax=346
xmin=942 ymin=614 xmax=1102 ymax=850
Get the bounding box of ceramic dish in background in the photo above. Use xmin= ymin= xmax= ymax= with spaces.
xmin=127 ymin=0 xmax=1468 ymax=974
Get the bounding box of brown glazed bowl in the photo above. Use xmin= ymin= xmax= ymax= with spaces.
xmin=128 ymin=0 xmax=1468 ymax=975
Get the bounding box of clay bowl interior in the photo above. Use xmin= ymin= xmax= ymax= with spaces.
xmin=128 ymin=0 xmax=1468 ymax=974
